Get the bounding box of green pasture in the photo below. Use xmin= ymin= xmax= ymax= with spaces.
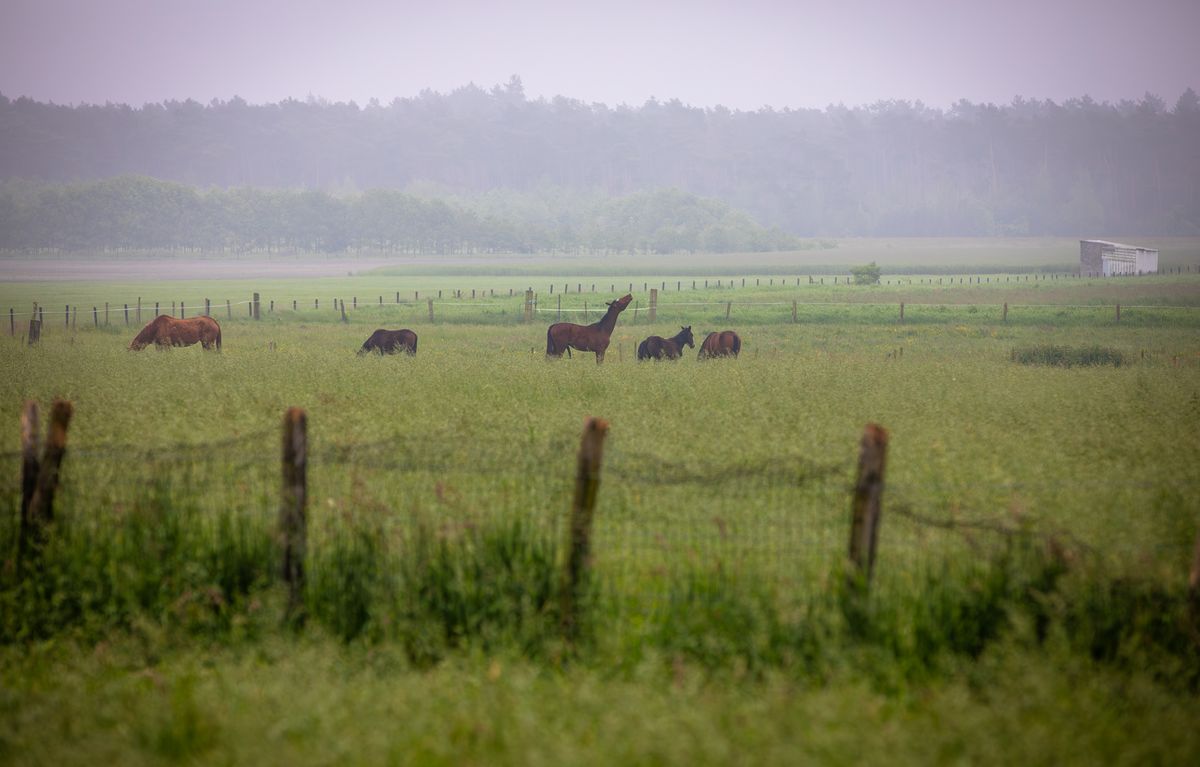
xmin=1 ymin=269 xmax=1199 ymax=764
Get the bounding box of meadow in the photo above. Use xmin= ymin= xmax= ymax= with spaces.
xmin=2 ymin=254 xmax=1200 ymax=764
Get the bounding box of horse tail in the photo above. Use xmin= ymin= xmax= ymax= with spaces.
xmin=731 ymin=333 xmax=740 ymax=357
xmin=215 ymin=324 xmax=222 ymax=351
xmin=546 ymin=326 xmax=556 ymax=356
xmin=410 ymin=334 xmax=418 ymax=356
xmin=637 ymin=340 xmax=648 ymax=360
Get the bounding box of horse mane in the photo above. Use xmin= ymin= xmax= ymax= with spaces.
xmin=130 ymin=315 xmax=169 ymax=347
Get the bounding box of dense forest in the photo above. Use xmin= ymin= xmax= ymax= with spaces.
xmin=0 ymin=177 xmax=803 ymax=254
xmin=1 ymin=78 xmax=1198 ymax=241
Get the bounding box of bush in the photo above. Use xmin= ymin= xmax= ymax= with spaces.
xmin=1012 ymin=345 xmax=1126 ymax=367
xmin=850 ymin=262 xmax=882 ymax=285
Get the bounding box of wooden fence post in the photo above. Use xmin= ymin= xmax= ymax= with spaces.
xmin=27 ymin=314 xmax=40 ymax=345
xmin=899 ymin=302 xmax=905 ymax=322
xmin=253 ymin=293 xmax=261 ymax=320
xmin=848 ymin=423 xmax=888 ymax=591
xmin=65 ymin=305 xmax=69 ymax=329
xmin=104 ymin=302 xmax=109 ymax=325
xmin=180 ymin=301 xmax=185 ymax=319
xmin=155 ymin=301 xmax=160 ymax=318
xmin=524 ymin=289 xmax=534 ymax=323
xmin=227 ymin=299 xmax=232 ymax=318
xmin=1116 ymin=303 xmax=1121 ymax=323
xmin=562 ymin=417 xmax=609 ymax=641
xmin=23 ymin=399 xmax=73 ymax=559
xmin=340 ymin=299 xmax=348 ymax=323
xmin=136 ymin=297 xmax=141 ymax=323
xmin=725 ymin=301 xmax=731 ymax=319
xmin=1003 ymin=302 xmax=1008 ymax=322
xmin=279 ymin=407 xmax=308 ymax=625
xmin=428 ymin=298 xmax=435 ymax=323
xmin=93 ymin=306 xmax=98 ymax=327
xmin=557 ymin=293 xmax=562 ymax=321
xmin=792 ymin=300 xmax=798 ymax=323
xmin=649 ymin=288 xmax=657 ymax=322
xmin=18 ymin=401 xmax=39 ymax=560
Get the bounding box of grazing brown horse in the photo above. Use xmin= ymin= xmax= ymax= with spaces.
xmin=128 ymin=315 xmax=222 ymax=351
xmin=546 ymin=294 xmax=633 ymax=364
xmin=697 ymin=330 xmax=741 ymax=360
xmin=637 ymin=326 xmax=694 ymax=361
xmin=359 ymin=328 xmax=418 ymax=355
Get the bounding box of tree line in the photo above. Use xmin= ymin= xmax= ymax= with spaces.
xmin=1 ymin=78 xmax=1197 ymax=236
xmin=0 ymin=176 xmax=803 ymax=254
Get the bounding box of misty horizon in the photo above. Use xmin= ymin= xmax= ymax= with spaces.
xmin=2 ymin=0 xmax=1197 ymax=112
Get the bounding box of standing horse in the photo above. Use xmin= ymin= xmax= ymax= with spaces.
xmin=546 ymin=294 xmax=632 ymax=364
xmin=697 ymin=330 xmax=741 ymax=360
xmin=358 ymin=328 xmax=418 ymax=355
xmin=637 ymin=326 xmax=694 ymax=361
xmin=128 ymin=315 xmax=222 ymax=351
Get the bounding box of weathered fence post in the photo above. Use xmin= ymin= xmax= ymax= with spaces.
xmin=27 ymin=311 xmax=40 ymax=346
xmin=93 ymin=306 xmax=98 ymax=327
xmin=171 ymin=301 xmax=176 ymax=317
xmin=65 ymin=305 xmax=69 ymax=329
xmin=1115 ymin=303 xmax=1121 ymax=323
xmin=427 ymin=298 xmax=435 ymax=323
xmin=123 ymin=304 xmax=130 ymax=325
xmin=583 ymin=301 xmax=588 ymax=321
xmin=562 ymin=417 xmax=609 ymax=642
xmin=1003 ymin=302 xmax=1009 ymax=322
xmin=353 ymin=296 xmax=357 ymax=310
xmin=279 ymin=407 xmax=308 ymax=625
xmin=633 ymin=301 xmax=640 ymax=323
xmin=524 ymin=289 xmax=534 ymax=323
xmin=792 ymin=300 xmax=798 ymax=323
xmin=180 ymin=301 xmax=185 ymax=319
xmin=253 ymin=292 xmax=261 ymax=320
xmin=725 ymin=301 xmax=732 ymax=320
xmin=22 ymin=399 xmax=73 ymax=560
xmin=104 ymin=302 xmax=109 ymax=325
xmin=205 ymin=298 xmax=211 ymax=317
xmin=649 ymin=288 xmax=657 ymax=322
xmin=227 ymin=299 xmax=232 ymax=318
xmin=848 ymin=423 xmax=888 ymax=591
xmin=136 ymin=297 xmax=142 ymax=323
xmin=557 ymin=293 xmax=562 ymax=321
xmin=155 ymin=301 xmax=160 ymax=318
xmin=340 ymin=299 xmax=348 ymax=323
xmin=18 ymin=401 xmax=39 ymax=559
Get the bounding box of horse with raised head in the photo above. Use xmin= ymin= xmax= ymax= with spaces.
xmin=637 ymin=326 xmax=694 ymax=361
xmin=359 ymin=328 xmax=418 ymax=356
xmin=546 ymin=294 xmax=633 ymax=364
xmin=697 ymin=330 xmax=741 ymax=360
xmin=128 ymin=315 xmax=222 ymax=351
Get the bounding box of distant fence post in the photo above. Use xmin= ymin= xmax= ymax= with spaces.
xmin=524 ymin=289 xmax=534 ymax=323
xmin=136 ymin=297 xmax=142 ymax=323
xmin=27 ymin=302 xmax=40 ymax=346
xmin=899 ymin=302 xmax=904 ymax=322
xmin=104 ymin=302 xmax=109 ymax=326
xmin=9 ymin=308 xmax=14 ymax=336
xmin=279 ymin=407 xmax=308 ymax=626
xmin=649 ymin=288 xmax=657 ymax=322
xmin=792 ymin=300 xmax=798 ymax=323
xmin=180 ymin=301 xmax=185 ymax=319
xmin=227 ymin=299 xmax=232 ymax=318
xmin=557 ymin=293 xmax=562 ymax=321
xmin=562 ymin=417 xmax=610 ymax=642
xmin=428 ymin=298 xmax=435 ymax=323
xmin=848 ymin=423 xmax=888 ymax=591
xmin=21 ymin=399 xmax=73 ymax=562
xmin=340 ymin=299 xmax=348 ymax=323
xmin=725 ymin=301 xmax=732 ymax=320
xmin=253 ymin=293 xmax=261 ymax=320
xmin=65 ymin=305 xmax=69 ymax=329
xmin=1003 ymin=302 xmax=1008 ymax=322
xmin=1115 ymin=303 xmax=1121 ymax=323
xmin=92 ymin=306 xmax=98 ymax=327
xmin=205 ymin=298 xmax=211 ymax=317
xmin=155 ymin=301 xmax=160 ymax=318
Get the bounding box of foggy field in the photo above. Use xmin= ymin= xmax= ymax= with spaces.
xmin=2 ymin=271 xmax=1199 ymax=763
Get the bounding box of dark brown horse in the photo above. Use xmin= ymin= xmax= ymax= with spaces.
xmin=128 ymin=315 xmax=222 ymax=351
xmin=637 ymin=326 xmax=694 ymax=361
xmin=359 ymin=328 xmax=418 ymax=355
xmin=697 ymin=330 xmax=741 ymax=360
xmin=546 ymin=294 xmax=633 ymax=364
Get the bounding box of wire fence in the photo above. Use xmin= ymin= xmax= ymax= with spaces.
xmin=4 ymin=420 xmax=1195 ymax=607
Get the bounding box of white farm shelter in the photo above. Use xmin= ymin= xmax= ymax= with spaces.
xmin=1079 ymin=240 xmax=1159 ymax=276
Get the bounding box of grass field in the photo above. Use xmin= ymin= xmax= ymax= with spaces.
xmin=2 ymin=251 xmax=1200 ymax=763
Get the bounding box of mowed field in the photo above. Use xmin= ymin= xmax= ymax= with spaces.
xmin=2 ymin=248 xmax=1200 ymax=764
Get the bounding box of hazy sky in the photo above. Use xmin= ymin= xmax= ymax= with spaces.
xmin=1 ymin=0 xmax=1197 ymax=110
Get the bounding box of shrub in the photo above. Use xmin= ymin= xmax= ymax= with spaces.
xmin=1012 ymin=345 xmax=1126 ymax=367
xmin=850 ymin=262 xmax=882 ymax=285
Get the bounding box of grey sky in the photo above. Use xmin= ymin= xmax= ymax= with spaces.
xmin=1 ymin=0 xmax=1196 ymax=110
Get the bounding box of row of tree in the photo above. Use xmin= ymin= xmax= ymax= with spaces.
xmin=0 ymin=176 xmax=803 ymax=254
xmin=1 ymin=79 xmax=1197 ymax=235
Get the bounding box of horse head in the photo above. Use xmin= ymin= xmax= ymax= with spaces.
xmin=614 ymin=294 xmax=634 ymax=310
xmin=680 ymin=326 xmax=694 ymax=348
